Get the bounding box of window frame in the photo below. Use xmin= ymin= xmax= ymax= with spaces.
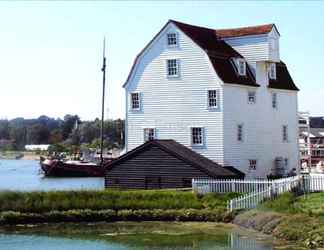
xmin=236 ymin=58 xmax=246 ymax=76
xmin=269 ymin=63 xmax=276 ymax=80
xmin=237 ymin=124 xmax=244 ymax=142
xmin=143 ymin=128 xmax=156 ymax=142
xmin=166 ymin=32 xmax=178 ymax=47
xmin=207 ymin=89 xmax=219 ymax=109
xmin=272 ymin=92 xmax=277 ymax=109
xmin=248 ymin=91 xmax=256 ymax=104
xmin=191 ymin=127 xmax=204 ymax=146
xmin=166 ymin=59 xmax=180 ymax=78
xmin=282 ymin=125 xmax=288 ymax=142
xmin=248 ymin=159 xmax=257 ymax=171
xmin=130 ymin=92 xmax=141 ymax=111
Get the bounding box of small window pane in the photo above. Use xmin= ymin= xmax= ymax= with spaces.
xmin=208 ymin=90 xmax=218 ymax=108
xmin=192 ymin=127 xmax=203 ymax=145
xmin=272 ymin=93 xmax=277 ymax=108
xmin=269 ymin=63 xmax=276 ymax=79
xmin=144 ymin=128 xmax=155 ymax=142
xmin=248 ymin=91 xmax=256 ymax=104
xmin=237 ymin=124 xmax=243 ymax=141
xmin=167 ymin=33 xmax=177 ymax=46
xmin=237 ymin=59 xmax=246 ymax=76
xmin=131 ymin=93 xmax=140 ymax=110
xmin=167 ymin=59 xmax=178 ymax=77
xmin=283 ymin=125 xmax=288 ymax=142
xmin=249 ymin=159 xmax=257 ymax=170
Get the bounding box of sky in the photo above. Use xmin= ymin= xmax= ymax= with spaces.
xmin=0 ymin=1 xmax=323 ymax=120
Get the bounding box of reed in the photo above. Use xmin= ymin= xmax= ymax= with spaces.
xmin=0 ymin=190 xmax=239 ymax=213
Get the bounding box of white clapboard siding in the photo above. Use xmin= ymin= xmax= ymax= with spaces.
xmin=223 ymin=35 xmax=269 ymax=63
xmin=125 ymin=22 xmax=225 ymax=164
xmin=125 ymin=21 xmax=298 ymax=179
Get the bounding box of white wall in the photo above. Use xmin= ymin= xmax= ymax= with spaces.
xmin=125 ymin=23 xmax=225 ymax=164
xmin=223 ymin=27 xmax=280 ymax=66
xmin=223 ymin=62 xmax=298 ymax=178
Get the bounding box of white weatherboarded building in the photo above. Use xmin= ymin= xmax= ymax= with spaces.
xmin=123 ymin=20 xmax=299 ymax=179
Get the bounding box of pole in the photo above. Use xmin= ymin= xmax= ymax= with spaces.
xmin=100 ymin=38 xmax=106 ymax=165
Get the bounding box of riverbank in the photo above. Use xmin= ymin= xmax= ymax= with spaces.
xmin=234 ymin=192 xmax=324 ymax=249
xmin=0 ymin=151 xmax=41 ymax=160
xmin=0 ymin=189 xmax=322 ymax=248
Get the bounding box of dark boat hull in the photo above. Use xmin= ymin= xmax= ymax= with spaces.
xmin=40 ymin=159 xmax=105 ymax=177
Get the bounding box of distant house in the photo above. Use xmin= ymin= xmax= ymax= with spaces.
xmin=105 ymin=140 xmax=241 ymax=189
xmin=299 ymin=114 xmax=324 ymax=170
xmin=25 ymin=144 xmax=50 ymax=151
xmin=122 ymin=20 xmax=299 ymax=179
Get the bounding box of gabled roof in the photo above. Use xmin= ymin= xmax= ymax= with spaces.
xmin=268 ymin=61 xmax=299 ymax=91
xmin=105 ymin=140 xmax=239 ymax=178
xmin=171 ymin=20 xmax=258 ymax=87
xmin=215 ymin=24 xmax=278 ymax=38
xmin=124 ymin=20 xmax=297 ymax=91
xmin=124 ymin=19 xmax=258 ymax=88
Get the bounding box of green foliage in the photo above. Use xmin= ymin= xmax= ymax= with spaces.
xmin=258 ymin=192 xmax=300 ymax=213
xmin=0 ymin=190 xmax=237 ymax=213
xmin=0 ymin=209 xmax=228 ymax=225
xmin=0 ymin=115 xmax=124 ymax=150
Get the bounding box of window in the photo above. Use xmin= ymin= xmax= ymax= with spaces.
xmin=236 ymin=58 xmax=246 ymax=76
xmin=167 ymin=59 xmax=179 ymax=77
xmin=284 ymin=158 xmax=289 ymax=168
xmin=208 ymin=90 xmax=218 ymax=108
xmin=269 ymin=63 xmax=276 ymax=80
xmin=144 ymin=128 xmax=155 ymax=142
xmin=191 ymin=127 xmax=204 ymax=146
xmin=131 ymin=92 xmax=140 ymax=110
xmin=282 ymin=125 xmax=288 ymax=142
xmin=237 ymin=124 xmax=243 ymax=142
xmin=248 ymin=91 xmax=256 ymax=104
xmin=167 ymin=33 xmax=177 ymax=46
xmin=272 ymin=93 xmax=277 ymax=109
xmin=249 ymin=159 xmax=257 ymax=170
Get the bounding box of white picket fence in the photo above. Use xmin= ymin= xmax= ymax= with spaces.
xmin=192 ymin=178 xmax=273 ymax=194
xmin=192 ymin=174 xmax=324 ymax=212
xmin=227 ymin=175 xmax=302 ymax=211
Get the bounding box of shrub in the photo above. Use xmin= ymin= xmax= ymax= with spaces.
xmin=0 ymin=190 xmax=236 ymax=213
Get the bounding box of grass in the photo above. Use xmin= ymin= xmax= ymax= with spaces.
xmin=0 ymin=190 xmax=241 ymax=225
xmin=0 ymin=190 xmax=239 ymax=213
xmin=237 ymin=192 xmax=324 ymax=248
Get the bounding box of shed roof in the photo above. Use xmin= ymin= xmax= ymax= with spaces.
xmin=105 ymin=140 xmax=240 ymax=178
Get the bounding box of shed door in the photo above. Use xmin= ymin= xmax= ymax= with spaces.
xmin=145 ymin=176 xmax=161 ymax=189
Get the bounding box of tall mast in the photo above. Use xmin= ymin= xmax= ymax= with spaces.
xmin=100 ymin=38 xmax=106 ymax=164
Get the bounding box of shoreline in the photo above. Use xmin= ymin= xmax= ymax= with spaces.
xmin=0 ymin=151 xmax=41 ymax=161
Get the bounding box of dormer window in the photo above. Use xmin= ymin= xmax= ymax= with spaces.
xmin=269 ymin=63 xmax=276 ymax=80
xmin=167 ymin=33 xmax=177 ymax=46
xmin=236 ymin=58 xmax=246 ymax=76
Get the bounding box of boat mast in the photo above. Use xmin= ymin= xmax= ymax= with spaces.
xmin=100 ymin=38 xmax=106 ymax=164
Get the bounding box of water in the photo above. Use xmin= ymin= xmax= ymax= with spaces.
xmin=0 ymin=222 xmax=300 ymax=250
xmin=0 ymin=160 xmax=104 ymax=191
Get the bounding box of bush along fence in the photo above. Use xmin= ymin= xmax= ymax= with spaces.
xmin=192 ymin=174 xmax=324 ymax=212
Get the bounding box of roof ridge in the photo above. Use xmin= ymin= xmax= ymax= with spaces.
xmin=215 ymin=23 xmax=274 ymax=32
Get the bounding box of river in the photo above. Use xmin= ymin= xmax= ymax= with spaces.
xmin=0 ymin=222 xmax=302 ymax=250
xmin=0 ymin=160 xmax=104 ymax=191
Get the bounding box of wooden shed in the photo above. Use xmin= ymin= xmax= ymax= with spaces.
xmin=105 ymin=139 xmax=241 ymax=189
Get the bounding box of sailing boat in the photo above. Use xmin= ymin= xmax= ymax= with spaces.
xmin=40 ymin=40 xmax=108 ymax=177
